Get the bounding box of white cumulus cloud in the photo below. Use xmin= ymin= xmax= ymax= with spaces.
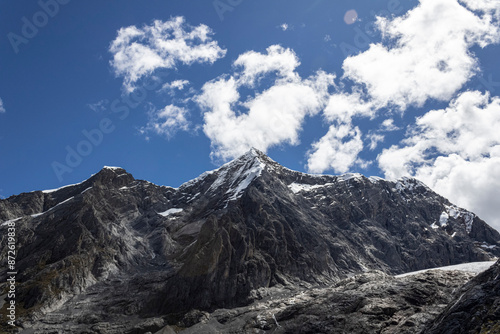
xmin=162 ymin=79 xmax=190 ymax=91
xmin=234 ymin=44 xmax=300 ymax=86
xmin=307 ymin=124 xmax=364 ymax=174
xmin=305 ymin=0 xmax=500 ymax=175
xmin=306 ymin=90 xmax=373 ymax=173
xmin=0 ymin=98 xmax=5 ymax=113
xmin=342 ymin=0 xmax=500 ymax=111
xmin=141 ymin=104 xmax=190 ymax=139
xmin=160 ymin=79 xmax=190 ymax=96
xmin=367 ymin=133 xmax=385 ymax=151
xmin=378 ymin=91 xmax=500 ymax=230
xmin=322 ymin=90 xmax=375 ymax=124
xmin=380 ymin=118 xmax=400 ymax=132
xmin=109 ymin=17 xmax=226 ymax=92
xmin=196 ymin=45 xmax=335 ymax=161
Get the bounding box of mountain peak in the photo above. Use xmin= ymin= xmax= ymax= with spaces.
xmin=178 ymin=148 xmax=270 ymax=202
xmin=237 ymin=147 xmax=288 ymax=172
xmin=245 ymin=147 xmax=261 ymax=156
xmin=102 ymin=165 xmax=126 ymax=171
xmin=239 ymin=147 xmax=271 ymax=163
xmin=95 ymin=165 xmax=129 ymax=176
xmin=90 ymin=166 xmax=134 ymax=188
xmin=40 ymin=167 xmax=134 ymax=197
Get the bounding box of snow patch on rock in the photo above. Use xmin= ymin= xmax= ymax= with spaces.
xmin=1 ymin=217 xmax=22 ymax=226
xmin=445 ymin=204 xmax=475 ymax=234
xmin=396 ymin=261 xmax=496 ymax=278
xmin=158 ymin=208 xmax=183 ymax=216
xmin=439 ymin=212 xmax=449 ymax=227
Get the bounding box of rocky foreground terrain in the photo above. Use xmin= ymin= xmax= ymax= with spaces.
xmin=425 ymin=260 xmax=500 ymax=333
xmin=1 ymin=149 xmax=499 ymax=333
xmin=168 ymin=269 xmax=476 ymax=334
xmin=12 ymin=270 xmax=481 ymax=333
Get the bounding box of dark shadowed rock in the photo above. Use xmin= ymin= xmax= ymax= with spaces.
xmin=423 ymin=259 xmax=500 ymax=334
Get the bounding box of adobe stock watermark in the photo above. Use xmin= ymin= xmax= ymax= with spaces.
xmin=337 ymin=0 xmax=404 ymax=58
xmin=51 ymin=76 xmax=165 ymax=182
xmin=7 ymin=0 xmax=71 ymax=54
xmin=475 ymin=74 xmax=500 ymax=94
xmin=213 ymin=0 xmax=244 ymax=21
xmin=5 ymin=220 xmax=18 ymax=327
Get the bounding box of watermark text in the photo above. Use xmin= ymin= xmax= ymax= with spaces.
xmin=51 ymin=77 xmax=164 ymax=182
xmin=7 ymin=0 xmax=71 ymax=54
xmin=5 ymin=220 xmax=17 ymax=327
xmin=213 ymin=0 xmax=244 ymax=21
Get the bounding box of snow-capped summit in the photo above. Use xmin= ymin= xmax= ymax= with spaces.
xmin=178 ymin=148 xmax=270 ymax=203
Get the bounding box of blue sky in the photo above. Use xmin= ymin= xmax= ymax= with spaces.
xmin=1 ymin=0 xmax=500 ymax=229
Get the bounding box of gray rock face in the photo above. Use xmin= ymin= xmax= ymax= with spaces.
xmin=176 ymin=270 xmax=474 ymax=334
xmin=0 ymin=149 xmax=499 ymax=332
xmin=424 ymin=260 xmax=500 ymax=333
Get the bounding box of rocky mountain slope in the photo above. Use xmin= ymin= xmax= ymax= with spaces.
xmin=424 ymin=259 xmax=500 ymax=333
xmin=1 ymin=148 xmax=499 ymax=333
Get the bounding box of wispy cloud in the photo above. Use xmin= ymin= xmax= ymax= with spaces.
xmin=0 ymin=98 xmax=6 ymax=113
xmin=87 ymin=99 xmax=109 ymax=112
xmin=360 ymin=119 xmax=399 ymax=153
xmin=280 ymin=23 xmax=289 ymax=31
xmin=367 ymin=133 xmax=385 ymax=151
xmin=141 ymin=104 xmax=190 ymax=139
xmin=109 ymin=16 xmax=226 ymax=93
xmin=161 ymin=79 xmax=190 ymax=92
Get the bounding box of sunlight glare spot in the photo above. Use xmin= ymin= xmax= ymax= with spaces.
xmin=344 ymin=10 xmax=358 ymax=25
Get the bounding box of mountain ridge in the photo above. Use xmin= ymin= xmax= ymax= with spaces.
xmin=1 ymin=148 xmax=499 ymax=332
xmin=1 ymin=148 xmax=441 ymax=216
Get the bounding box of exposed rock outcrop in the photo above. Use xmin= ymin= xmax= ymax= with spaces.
xmin=424 ymin=259 xmax=500 ymax=333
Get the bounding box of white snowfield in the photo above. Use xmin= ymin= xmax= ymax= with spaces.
xmin=158 ymin=208 xmax=183 ymax=216
xmin=179 ymin=148 xmax=266 ymax=202
xmin=396 ymin=261 xmax=496 ymax=278
xmin=288 ymin=182 xmax=333 ymax=194
xmin=42 ymin=181 xmax=85 ymax=194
